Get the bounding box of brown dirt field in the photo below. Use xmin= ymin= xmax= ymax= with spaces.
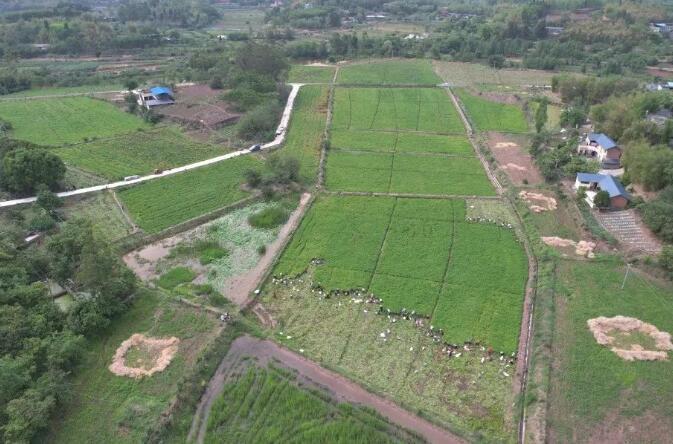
xmin=158 ymin=84 xmax=241 ymax=129
xmin=487 ymin=132 xmax=542 ymax=185
xmin=647 ymin=66 xmax=673 ymax=79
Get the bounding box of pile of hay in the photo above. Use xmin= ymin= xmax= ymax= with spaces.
xmin=109 ymin=334 xmax=180 ymax=379
xmin=518 ymin=191 xmax=557 ymax=213
xmin=542 ymin=236 xmax=596 ymax=258
xmin=587 ymin=316 xmax=673 ymax=361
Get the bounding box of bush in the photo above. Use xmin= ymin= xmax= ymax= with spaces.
xmin=660 ymin=246 xmax=673 ymax=279
xmin=257 ymin=244 xmax=267 ymax=255
xmin=196 ymin=241 xmax=228 ymax=265
xmin=593 ymin=190 xmax=611 ymax=209
xmin=28 ymin=210 xmax=56 ymax=232
xmin=641 ymin=186 xmax=673 ymax=242
xmin=35 ymin=186 xmax=62 ymax=211
xmin=244 ymin=168 xmax=262 ymax=188
xmin=1 ymin=148 xmax=65 ymax=194
xmin=248 ymin=206 xmax=290 ymax=229
xmin=236 ymin=103 xmax=281 ymax=140
xmin=208 ymin=292 xmax=227 ymax=307
xmin=157 ymin=267 xmax=196 ymax=289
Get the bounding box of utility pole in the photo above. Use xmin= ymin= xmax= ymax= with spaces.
xmin=621 ymin=263 xmax=632 ymax=290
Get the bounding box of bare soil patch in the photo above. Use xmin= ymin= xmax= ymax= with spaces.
xmin=587 ymin=316 xmax=673 ymax=361
xmin=109 ymin=334 xmax=180 ymax=379
xmin=487 ymin=133 xmax=542 ymax=185
xmin=158 ymin=84 xmax=241 ymax=129
xmin=518 ymin=190 xmax=557 ymax=212
xmin=542 ymin=236 xmax=596 ymax=258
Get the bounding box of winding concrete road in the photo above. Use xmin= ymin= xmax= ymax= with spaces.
xmin=0 ymin=83 xmax=304 ymax=208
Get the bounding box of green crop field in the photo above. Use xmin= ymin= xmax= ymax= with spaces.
xmin=119 ymin=155 xmax=259 ymax=233
xmin=0 ymin=97 xmax=148 ymax=145
xmin=47 ymin=291 xmax=221 ymax=443
xmin=548 ymin=260 xmax=673 ymax=442
xmin=0 ymin=84 xmax=124 ymax=98
xmin=337 ymin=59 xmax=441 ymax=85
xmin=331 ymin=129 xmax=473 ymax=155
xmin=53 ymin=128 xmax=229 ymax=181
xmin=288 ymin=65 xmax=336 ymax=83
xmin=455 ymin=89 xmax=528 ymax=133
xmin=205 ymin=365 xmax=422 ymax=444
xmin=274 ymin=195 xmax=527 ymax=352
xmin=332 ymin=87 xmax=464 ymax=134
xmin=325 ymin=151 xmax=494 ymax=195
xmin=278 ymin=85 xmax=328 ymax=183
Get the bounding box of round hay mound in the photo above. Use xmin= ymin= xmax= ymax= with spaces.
xmin=587 ymin=316 xmax=673 ymax=361
xmin=109 ymin=334 xmax=180 ymax=379
xmin=518 ymin=191 xmax=557 ymax=212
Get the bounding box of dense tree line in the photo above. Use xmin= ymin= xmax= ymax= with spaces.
xmin=0 ymin=216 xmax=136 ymax=442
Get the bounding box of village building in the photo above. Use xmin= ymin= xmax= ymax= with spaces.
xmin=577 ymin=132 xmax=622 ymax=169
xmin=135 ymin=86 xmax=175 ymax=109
xmin=575 ymin=173 xmax=630 ymax=210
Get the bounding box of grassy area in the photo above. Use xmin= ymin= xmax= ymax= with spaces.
xmin=277 ymin=85 xmax=328 ymax=183
xmin=548 ymin=259 xmax=673 ymax=442
xmin=262 ymin=271 xmax=519 ymax=442
xmin=53 ymin=127 xmax=229 ymax=181
xmin=274 ymin=195 xmax=526 ymax=352
xmin=47 ymin=290 xmax=221 ymax=443
xmin=337 ymin=59 xmax=441 ymax=85
xmin=205 ymin=365 xmax=423 ymax=444
xmin=118 ymin=155 xmax=259 ymax=233
xmin=0 ymin=84 xmax=124 ymax=98
xmin=325 ymin=150 xmax=495 ymax=195
xmin=455 ymin=89 xmax=528 ymax=133
xmin=61 ymin=192 xmax=134 ymax=242
xmin=210 ymin=8 xmax=265 ymax=32
xmin=0 ymin=97 xmax=148 ymax=145
xmin=288 ymin=64 xmax=336 ymax=83
xmin=332 ymin=87 xmax=464 ymax=134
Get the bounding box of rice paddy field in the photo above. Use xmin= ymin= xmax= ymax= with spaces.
xmin=274 ymin=195 xmax=527 ymax=352
xmin=0 ymin=96 xmax=148 ymax=145
xmin=454 ymin=89 xmax=529 ymax=133
xmin=331 ymin=87 xmax=464 ymax=134
xmin=53 ymin=128 xmax=228 ymax=181
xmin=46 ymin=291 xmax=221 ymax=443
xmin=118 ymin=155 xmax=259 ymax=233
xmin=326 ymin=86 xmax=494 ymax=195
xmin=288 ymin=65 xmax=336 ymax=83
xmin=277 ymin=85 xmax=328 ymax=183
xmin=337 ymin=59 xmax=441 ymax=85
xmin=547 ymin=260 xmax=673 ymax=443
xmin=433 ymin=61 xmax=555 ymax=89
xmin=205 ymin=365 xmax=422 ymax=444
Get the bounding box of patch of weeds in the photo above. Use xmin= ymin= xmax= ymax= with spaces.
xmin=157 ymin=267 xmax=196 ymax=289
xmin=248 ymin=205 xmax=290 ymax=229
xmin=169 ymin=239 xmax=228 ymax=265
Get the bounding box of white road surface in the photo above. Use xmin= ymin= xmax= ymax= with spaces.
xmin=0 ymin=83 xmax=304 ymax=208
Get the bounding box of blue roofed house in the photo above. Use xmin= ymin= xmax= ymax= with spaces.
xmin=135 ymin=86 xmax=175 ymax=109
xmin=577 ymin=133 xmax=622 ymax=169
xmin=574 ymin=173 xmax=630 ymax=209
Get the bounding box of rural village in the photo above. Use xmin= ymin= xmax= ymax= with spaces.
xmin=1 ymin=1 xmax=673 ymax=444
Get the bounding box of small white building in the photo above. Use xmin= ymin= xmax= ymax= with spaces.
xmin=134 ymin=86 xmax=175 ymax=109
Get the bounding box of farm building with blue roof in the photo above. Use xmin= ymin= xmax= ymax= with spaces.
xmin=575 ymin=172 xmax=630 ymax=209
xmin=135 ymin=86 xmax=175 ymax=109
xmin=577 ymin=132 xmax=622 ymax=169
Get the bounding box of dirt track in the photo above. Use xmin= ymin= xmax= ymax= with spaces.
xmin=187 ymin=335 xmax=465 ymax=444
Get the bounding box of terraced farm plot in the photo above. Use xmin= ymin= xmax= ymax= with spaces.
xmin=455 ymin=89 xmax=528 ymax=133
xmin=278 ymin=85 xmax=328 ymax=183
xmin=205 ymin=365 xmax=421 ymax=444
xmin=332 ymin=88 xmax=464 ymax=134
xmin=0 ymin=97 xmax=148 ymax=145
xmin=53 ymin=128 xmax=228 ymax=181
xmin=288 ymin=64 xmax=336 ymax=83
xmin=325 ymin=151 xmax=495 ymax=196
xmin=274 ymin=195 xmax=527 ymax=352
xmin=337 ymin=59 xmax=441 ymax=85
xmin=119 ymin=155 xmax=259 ymax=233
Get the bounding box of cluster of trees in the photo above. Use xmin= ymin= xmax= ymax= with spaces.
xmin=530 ymin=133 xmax=599 ymax=181
xmin=0 ymin=139 xmax=66 ymax=195
xmin=641 ymin=186 xmax=673 ymax=243
xmin=245 ymin=155 xmax=301 ymax=196
xmin=0 ymin=217 xmax=136 ymax=442
xmin=117 ymin=0 xmax=221 ymax=28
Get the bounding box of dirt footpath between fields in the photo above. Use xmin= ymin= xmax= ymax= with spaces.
xmin=188 ymin=335 xmax=465 ymax=444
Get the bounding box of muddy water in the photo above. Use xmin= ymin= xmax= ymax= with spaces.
xmin=190 ymin=335 xmax=464 ymax=444
xmin=122 ymin=236 xmax=184 ymax=281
